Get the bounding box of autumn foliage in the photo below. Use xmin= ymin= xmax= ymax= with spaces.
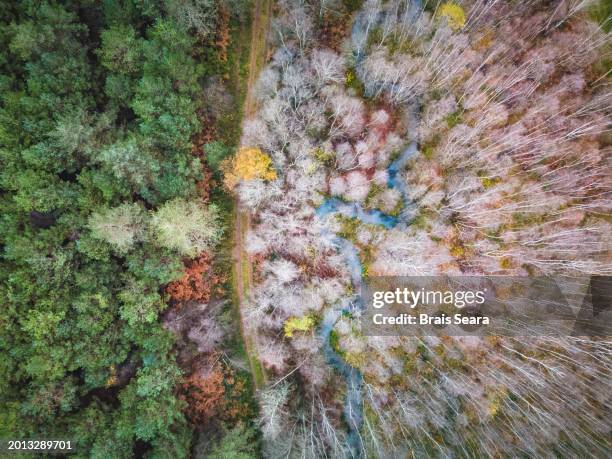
xmin=166 ymin=253 xmax=225 ymax=305
xmin=438 ymin=2 xmax=466 ymax=31
xmin=178 ymin=355 xmax=251 ymax=424
xmin=216 ymin=6 xmax=230 ymax=63
xmin=222 ymin=147 xmax=277 ymax=189
xmin=320 ymin=10 xmax=350 ymax=50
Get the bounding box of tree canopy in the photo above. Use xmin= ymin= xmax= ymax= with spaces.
xmin=0 ymin=0 xmax=231 ymax=455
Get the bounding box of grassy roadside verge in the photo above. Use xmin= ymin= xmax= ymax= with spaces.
xmin=211 ymin=0 xmax=272 ymax=394
xmin=206 ymin=5 xmax=262 ymax=407
xmin=230 ymin=0 xmax=273 ymax=391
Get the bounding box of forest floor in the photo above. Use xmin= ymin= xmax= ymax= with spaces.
xmin=232 ymin=0 xmax=272 ymax=391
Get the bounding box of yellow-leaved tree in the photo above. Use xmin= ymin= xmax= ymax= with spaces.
xmin=284 ymin=316 xmax=315 ymax=338
xmin=222 ymin=147 xmax=277 ymax=190
xmin=438 ymin=2 xmax=466 ymax=31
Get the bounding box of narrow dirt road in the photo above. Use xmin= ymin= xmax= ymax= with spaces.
xmin=243 ymin=0 xmax=272 ymax=118
xmin=232 ymin=0 xmax=272 ymax=391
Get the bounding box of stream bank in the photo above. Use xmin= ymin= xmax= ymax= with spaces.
xmin=316 ymin=143 xmax=419 ymax=457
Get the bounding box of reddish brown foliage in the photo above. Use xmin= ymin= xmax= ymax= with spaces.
xmin=216 ymin=6 xmax=230 ymax=63
xmin=277 ymin=249 xmax=339 ymax=279
xmin=319 ymin=11 xmax=350 ymax=50
xmin=192 ymin=111 xmax=217 ymax=158
xmin=166 ymin=253 xmax=224 ymax=306
xmin=178 ymin=356 xmax=252 ymax=424
xmin=251 ymin=253 xmax=265 ymax=284
xmin=196 ymin=167 xmax=212 ymax=202
xmin=191 ymin=111 xmax=215 ymax=200
xmin=179 ymin=360 xmax=225 ymax=424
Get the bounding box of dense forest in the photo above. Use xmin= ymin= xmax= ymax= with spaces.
xmin=0 ymin=0 xmax=257 ymax=457
xmin=1 ymin=0 xmax=610 ymax=458
xmin=235 ymin=0 xmax=611 ymax=457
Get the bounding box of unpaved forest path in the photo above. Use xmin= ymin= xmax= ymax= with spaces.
xmin=232 ymin=0 xmax=272 ymax=391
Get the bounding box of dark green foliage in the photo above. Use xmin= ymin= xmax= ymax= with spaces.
xmin=0 ymin=0 xmax=229 ymax=456
xmin=205 ymin=140 xmax=231 ymax=170
xmin=208 ymin=423 xmax=259 ymax=459
xmin=98 ymin=25 xmax=143 ymax=75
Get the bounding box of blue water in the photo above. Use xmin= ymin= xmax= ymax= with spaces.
xmin=388 ymin=141 xmax=418 ymax=190
xmin=315 ymin=4 xmax=424 ymax=454
xmin=315 ymin=142 xmax=419 ymax=457
xmin=316 ymin=198 xmax=398 ymax=229
xmin=320 ymin=307 xmax=363 ymax=442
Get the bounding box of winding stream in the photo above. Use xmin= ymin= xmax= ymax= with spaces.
xmin=315 ymin=3 xmax=423 ymax=454
xmin=315 ymin=143 xmax=418 ymax=457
